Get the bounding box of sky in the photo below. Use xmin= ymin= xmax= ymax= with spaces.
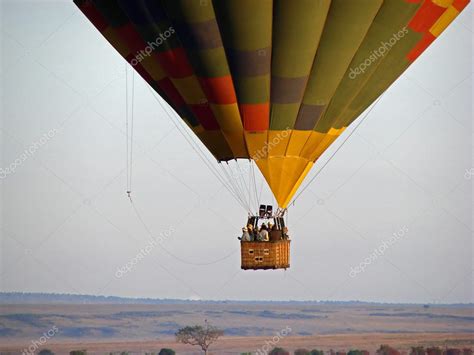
xmin=0 ymin=0 xmax=472 ymax=304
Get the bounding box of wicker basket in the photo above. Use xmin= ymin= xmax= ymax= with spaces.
xmin=240 ymin=240 xmax=290 ymax=270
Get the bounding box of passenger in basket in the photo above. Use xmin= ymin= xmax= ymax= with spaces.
xmin=258 ymin=224 xmax=269 ymax=242
xmin=247 ymin=224 xmax=256 ymax=241
xmin=239 ymin=226 xmax=251 ymax=241
xmin=282 ymin=226 xmax=290 ymax=240
xmin=270 ymin=224 xmax=281 ymax=242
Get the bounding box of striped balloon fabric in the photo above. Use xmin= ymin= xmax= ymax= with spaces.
xmin=74 ymin=0 xmax=469 ymax=208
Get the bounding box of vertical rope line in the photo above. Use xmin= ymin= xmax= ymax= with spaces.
xmin=251 ymin=162 xmax=259 ymax=212
xmin=129 ymin=70 xmax=135 ymax=195
xmin=125 ymin=63 xmax=130 ymax=195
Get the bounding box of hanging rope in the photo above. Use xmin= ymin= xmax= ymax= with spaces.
xmin=250 ymin=162 xmax=259 ymax=211
xmin=288 ymin=93 xmax=385 ymax=208
xmin=219 ymin=162 xmax=250 ymax=212
xmin=125 ymin=65 xmax=135 ymax=201
xmin=125 ymin=63 xmax=132 ymax=201
xmin=130 ymin=197 xmax=239 ymax=266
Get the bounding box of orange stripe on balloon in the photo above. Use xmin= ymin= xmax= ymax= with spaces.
xmin=156 ymin=48 xmax=194 ymax=78
xmin=240 ymin=103 xmax=270 ymax=131
xmin=408 ymin=0 xmax=446 ymax=32
xmin=199 ymin=76 xmax=237 ymax=105
xmin=407 ymin=32 xmax=436 ymax=61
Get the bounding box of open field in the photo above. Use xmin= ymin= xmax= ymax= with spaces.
xmin=2 ymin=333 xmax=474 ymax=355
xmin=0 ymin=301 xmax=473 ymax=354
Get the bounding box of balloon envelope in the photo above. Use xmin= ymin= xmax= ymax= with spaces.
xmin=74 ymin=0 xmax=469 ymax=207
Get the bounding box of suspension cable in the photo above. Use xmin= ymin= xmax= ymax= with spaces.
xmin=288 ymin=93 xmax=385 ymax=208
xmin=129 ymin=70 xmax=135 ymax=198
xmin=219 ymin=162 xmax=250 ymax=212
xmin=147 ymin=86 xmax=249 ymax=211
xmin=125 ymin=63 xmax=129 ymax=194
xmin=125 ymin=63 xmax=134 ymax=200
xmin=251 ymin=162 xmax=259 ymax=211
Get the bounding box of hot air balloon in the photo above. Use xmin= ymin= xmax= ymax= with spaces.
xmin=74 ymin=0 xmax=469 ymax=270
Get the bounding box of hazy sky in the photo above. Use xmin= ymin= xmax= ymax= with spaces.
xmin=0 ymin=0 xmax=472 ymax=303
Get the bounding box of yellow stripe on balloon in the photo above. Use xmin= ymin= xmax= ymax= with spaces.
xmin=171 ymin=76 xmax=207 ymax=104
xmin=211 ymin=104 xmax=248 ymax=157
xmin=429 ymin=5 xmax=460 ymax=37
xmin=285 ymin=130 xmax=312 ymax=157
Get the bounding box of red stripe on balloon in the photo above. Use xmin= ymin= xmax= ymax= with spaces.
xmin=408 ymin=0 xmax=446 ymax=32
xmin=406 ymin=32 xmax=436 ymax=61
xmin=189 ymin=104 xmax=221 ymax=130
xmin=156 ymin=78 xmax=186 ymax=107
xmin=156 ymin=48 xmax=194 ymax=78
xmin=453 ymin=0 xmax=470 ymax=11
xmin=74 ymin=0 xmax=108 ymax=32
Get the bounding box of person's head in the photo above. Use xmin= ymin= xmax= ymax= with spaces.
xmin=261 ymin=223 xmax=267 ymax=230
xmin=247 ymin=224 xmax=253 ymax=231
xmin=242 ymin=227 xmax=248 ymax=232
xmin=283 ymin=226 xmax=288 ymax=233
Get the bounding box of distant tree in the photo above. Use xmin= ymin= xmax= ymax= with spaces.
xmin=38 ymin=350 xmax=54 ymax=355
xmin=426 ymin=348 xmax=443 ymax=355
xmin=446 ymin=349 xmax=462 ymax=355
xmin=175 ymin=320 xmax=223 ymax=355
xmin=310 ymin=350 xmax=324 ymax=355
xmin=70 ymin=351 xmax=87 ymax=355
xmin=411 ymin=348 xmax=424 ymax=355
xmin=463 ymin=349 xmax=473 ymax=355
xmin=411 ymin=347 xmax=425 ymax=355
xmin=295 ymin=350 xmax=311 ymax=355
xmin=158 ymin=349 xmax=175 ymax=355
xmin=269 ymin=348 xmax=290 ymax=355
xmin=348 ymin=350 xmax=365 ymax=355
xmin=377 ymin=345 xmax=400 ymax=355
